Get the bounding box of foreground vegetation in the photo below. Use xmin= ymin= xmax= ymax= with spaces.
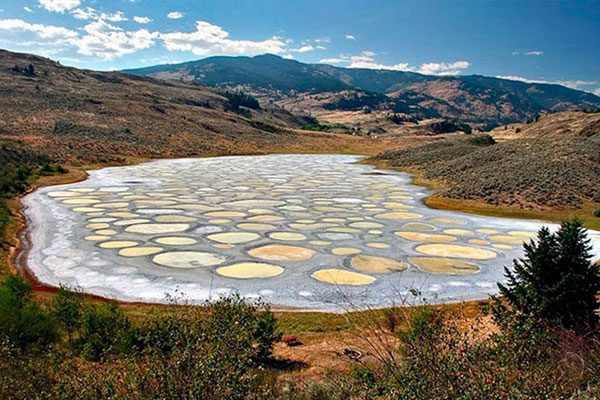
xmin=1 ymin=220 xmax=599 ymax=399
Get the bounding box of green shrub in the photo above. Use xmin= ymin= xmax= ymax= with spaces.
xmin=53 ymin=288 xmax=82 ymax=345
xmin=496 ymin=219 xmax=600 ymax=333
xmin=595 ymin=209 xmax=600 ymax=218
xmin=0 ymin=275 xmax=59 ymax=351
xmin=77 ymin=301 xmax=133 ymax=361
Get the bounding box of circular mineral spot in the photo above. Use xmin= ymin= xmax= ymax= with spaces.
xmin=269 ymin=232 xmax=307 ymax=241
xmin=214 ymin=243 xmax=234 ymax=249
xmin=205 ymin=211 xmax=247 ymax=218
xmin=154 ymin=237 xmax=197 ymax=245
xmin=375 ymin=212 xmax=423 ymax=220
xmin=125 ymin=223 xmax=190 ymax=234
xmin=216 ymin=263 xmax=284 ymax=279
xmin=93 ymin=202 xmax=129 ymax=209
xmin=236 ymin=223 xmax=277 ymax=231
xmin=86 ymin=223 xmax=109 ymax=229
xmin=367 ymin=242 xmax=391 ymax=249
xmin=369 ymin=230 xmax=383 ymax=235
xmin=247 ymin=215 xmax=285 ymax=222
xmin=493 ymin=244 xmax=513 ymax=250
xmin=95 ymin=229 xmax=117 ymax=236
xmin=153 ymin=251 xmax=227 ymax=268
xmin=348 ymin=221 xmax=384 ymax=229
xmin=322 ymin=218 xmax=345 ymax=223
xmin=469 ymin=239 xmax=490 ymax=246
xmin=312 ymin=269 xmax=375 ymax=286
xmin=327 ymin=227 xmax=360 ymax=233
xmin=248 ymin=208 xmax=273 ymax=214
xmin=331 ymin=247 xmax=362 ymax=255
xmin=402 ymin=222 xmax=435 ymax=232
xmin=508 ymin=231 xmax=537 ymax=238
xmin=222 ymin=200 xmax=285 ymax=208
xmin=48 ymin=191 xmax=79 ymax=197
xmin=476 ymin=228 xmax=498 ymax=234
xmin=415 ymin=244 xmax=497 ymax=260
xmin=88 ymin=217 xmax=117 ymax=223
xmin=154 ymin=215 xmax=197 ymax=223
xmin=85 ymin=235 xmax=107 ymax=241
xmin=444 ymin=229 xmax=474 ymax=236
xmin=113 ymin=219 xmax=150 ymax=226
xmin=108 ymin=212 xmax=139 ymax=218
xmin=289 ymin=223 xmax=335 ymax=231
xmin=490 ymin=235 xmax=529 ymax=245
xmin=409 ymin=257 xmax=480 ymax=275
xmin=63 ymin=198 xmax=100 ymax=205
xmin=119 ymin=247 xmax=163 ymax=257
xmin=351 ymin=255 xmax=409 ymax=274
xmin=99 ymin=241 xmax=138 ymax=249
xmin=309 ymin=240 xmax=331 ymax=246
xmin=428 ymin=217 xmax=465 ymax=225
xmin=395 ymin=232 xmax=456 ymax=242
xmin=209 ymin=219 xmax=231 ymax=224
xmin=207 ymin=232 xmax=260 ymax=244
xmin=248 ymin=245 xmax=316 ymax=261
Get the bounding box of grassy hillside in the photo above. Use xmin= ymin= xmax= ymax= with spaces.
xmin=372 ymin=131 xmax=600 ymax=227
xmin=0 ymin=50 xmax=380 ymax=164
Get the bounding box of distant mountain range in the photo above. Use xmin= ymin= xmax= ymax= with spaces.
xmin=125 ymin=54 xmax=600 ymax=127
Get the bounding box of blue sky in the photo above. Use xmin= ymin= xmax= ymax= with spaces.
xmin=0 ymin=0 xmax=598 ymax=94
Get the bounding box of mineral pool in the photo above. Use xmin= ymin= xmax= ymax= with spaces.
xmin=23 ymin=154 xmax=600 ymax=311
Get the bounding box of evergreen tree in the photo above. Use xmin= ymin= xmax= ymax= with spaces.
xmin=497 ymin=219 xmax=600 ymax=333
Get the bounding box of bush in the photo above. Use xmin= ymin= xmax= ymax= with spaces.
xmin=495 ymin=219 xmax=600 ymax=333
xmin=595 ymin=209 xmax=600 ymax=218
xmin=0 ymin=275 xmax=59 ymax=351
xmin=77 ymin=301 xmax=133 ymax=361
xmin=223 ymin=91 xmax=261 ymax=114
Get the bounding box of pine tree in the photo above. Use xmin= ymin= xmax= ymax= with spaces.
xmin=497 ymin=219 xmax=600 ymax=333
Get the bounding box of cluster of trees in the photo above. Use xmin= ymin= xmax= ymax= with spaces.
xmin=223 ymin=91 xmax=261 ymax=116
xmin=0 ymin=140 xmax=66 ymax=242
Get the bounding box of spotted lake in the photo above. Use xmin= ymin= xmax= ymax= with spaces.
xmin=22 ymin=154 xmax=600 ymax=311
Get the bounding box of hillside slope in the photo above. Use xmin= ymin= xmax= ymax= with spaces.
xmin=126 ymin=54 xmax=600 ymax=126
xmin=0 ymin=50 xmax=379 ymax=163
xmin=373 ymin=112 xmax=600 ymax=219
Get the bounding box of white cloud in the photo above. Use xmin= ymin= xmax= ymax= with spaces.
xmin=73 ymin=19 xmax=158 ymax=60
xmin=319 ymin=57 xmax=347 ymax=64
xmin=0 ymin=18 xmax=77 ymax=54
xmin=282 ymin=54 xmax=293 ymax=59
xmin=167 ymin=11 xmax=184 ymax=19
xmin=524 ymin=50 xmax=543 ymax=56
xmin=134 ymin=16 xmax=152 ymax=24
xmin=38 ymin=0 xmax=80 ymax=13
xmin=160 ymin=20 xmax=286 ymax=56
xmin=594 ymin=88 xmax=600 ymax=96
xmin=326 ymin=51 xmax=470 ymax=75
xmin=71 ymin=7 xmax=96 ymax=20
xmin=101 ymin=11 xmax=128 ymax=22
xmin=290 ymin=44 xmax=314 ymax=53
xmin=24 ymin=6 xmax=33 ymax=13
xmin=345 ymin=34 xmax=355 ymax=40
xmin=315 ymin=37 xmax=330 ymax=43
xmin=418 ymin=61 xmax=470 ymax=76
xmin=496 ymin=75 xmax=598 ymax=91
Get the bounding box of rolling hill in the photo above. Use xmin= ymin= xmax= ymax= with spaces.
xmin=0 ymin=50 xmax=383 ymax=163
xmin=125 ymin=54 xmax=600 ymax=127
